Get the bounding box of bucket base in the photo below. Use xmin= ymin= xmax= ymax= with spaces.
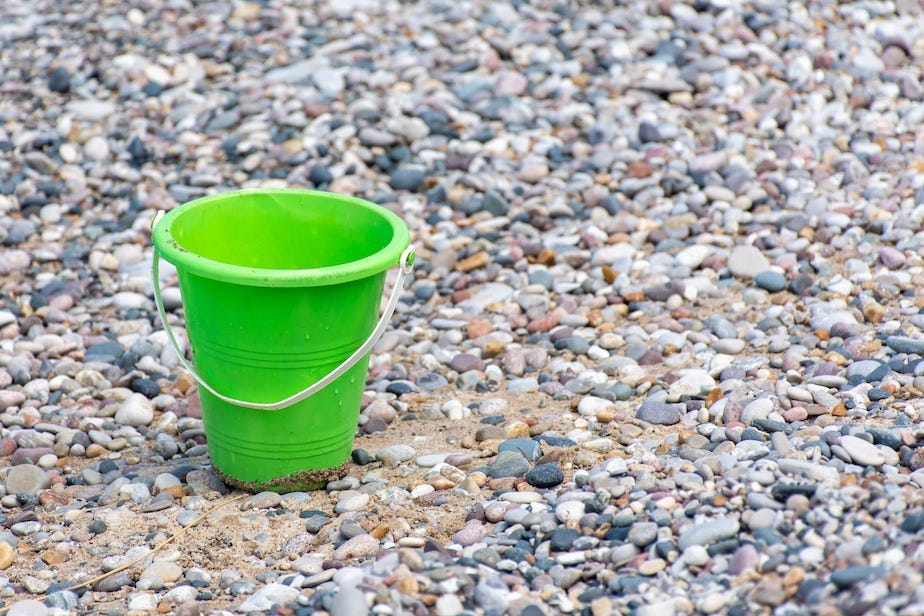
xmin=213 ymin=461 xmax=349 ymax=493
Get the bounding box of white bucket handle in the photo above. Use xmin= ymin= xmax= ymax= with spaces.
xmin=150 ymin=210 xmax=415 ymax=411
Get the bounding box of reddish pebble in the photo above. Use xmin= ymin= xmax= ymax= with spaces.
xmin=467 ymin=319 xmax=493 ymax=339
xmin=11 ymin=447 xmax=54 ymax=465
xmin=0 ymin=438 xmax=16 ymax=456
xmin=48 ymin=294 xmax=75 ymax=311
xmin=444 ymin=453 xmax=473 ymax=468
xmin=782 ymin=406 xmax=808 ymax=422
xmin=453 ymin=521 xmax=489 ymax=547
xmin=182 ymin=396 xmax=202 ymax=419
xmin=527 ymin=313 xmax=560 ymax=333
xmin=39 ymin=490 xmax=69 ymax=507
xmin=450 ymin=353 xmax=485 ymax=373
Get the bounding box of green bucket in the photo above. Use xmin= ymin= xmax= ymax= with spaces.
xmin=151 ymin=189 xmax=412 ymax=492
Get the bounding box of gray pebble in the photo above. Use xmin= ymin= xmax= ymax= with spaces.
xmin=636 ymin=400 xmax=683 ymax=425
xmin=754 ymin=271 xmax=787 ymax=292
xmin=5 ymin=464 xmax=50 ymax=496
xmin=488 ymin=450 xmax=531 ymax=478
xmin=498 ymin=438 xmax=542 ymax=462
xmin=678 ymin=518 xmax=740 ymax=550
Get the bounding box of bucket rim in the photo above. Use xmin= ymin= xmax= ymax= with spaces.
xmin=152 ymin=188 xmax=410 ymax=287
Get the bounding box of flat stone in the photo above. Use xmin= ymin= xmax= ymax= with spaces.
xmin=330 ymin=585 xmax=369 ymax=616
xmin=839 ymin=435 xmax=885 ymax=467
xmin=488 ymin=450 xmax=531 ymax=478
xmin=628 ymin=522 xmax=658 ymax=548
xmin=678 ymin=518 xmax=740 ymax=550
xmin=376 ymin=444 xmax=415 ymax=464
xmin=238 ymin=583 xmax=301 ymax=612
xmin=140 ymin=561 xmax=183 ymax=585
xmin=115 ymin=393 xmax=154 ymax=427
xmin=778 ymin=459 xmax=840 ymax=483
xmin=754 ymin=271 xmax=787 ymax=292
xmin=577 ymin=396 xmax=615 ymax=417
xmin=713 ymin=338 xmax=746 ymax=354
xmin=450 ymin=353 xmax=485 ymax=373
xmin=453 ymin=521 xmax=489 ymax=547
xmin=636 ymin=400 xmax=683 ymax=425
xmin=886 ymin=336 xmax=924 ymax=355
xmin=728 ymin=245 xmax=771 ymax=279
xmin=415 ymin=453 xmax=449 ymax=467
xmin=549 ymin=527 xmax=580 ymax=551
xmin=334 ymin=492 xmax=370 ymax=514
xmin=830 ymin=566 xmax=886 ymax=589
xmin=5 ymin=464 xmax=50 ymax=495
xmin=8 ymin=600 xmax=48 ymax=616
xmin=332 ymin=534 xmax=379 ymax=561
xmin=524 ymin=462 xmax=564 ymax=488
xmin=246 ymin=492 xmax=282 ymax=509
xmin=498 ymin=438 xmax=542 ymax=462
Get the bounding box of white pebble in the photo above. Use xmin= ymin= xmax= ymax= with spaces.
xmin=115 ymin=393 xmax=155 ymax=427
xmin=83 ymin=136 xmax=110 ymax=161
xmin=555 ymin=500 xmax=585 ymax=525
xmin=37 ymin=454 xmax=58 ymax=469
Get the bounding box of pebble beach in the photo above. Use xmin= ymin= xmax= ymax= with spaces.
xmin=2 ymin=0 xmax=924 ymax=614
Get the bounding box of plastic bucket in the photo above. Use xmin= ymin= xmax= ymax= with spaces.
xmin=151 ymin=189 xmax=411 ymax=492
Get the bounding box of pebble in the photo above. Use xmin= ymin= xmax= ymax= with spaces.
xmin=886 ymin=336 xmax=924 ymax=355
xmin=0 ymin=542 xmax=14 ymax=569
xmin=524 ymin=462 xmax=564 ymax=488
xmin=830 ymin=566 xmax=886 ymax=589
xmin=127 ymin=593 xmax=158 ymax=612
xmin=376 ymin=444 xmax=415 ymax=464
xmin=498 ymin=438 xmax=542 ymax=462
xmin=245 ymin=491 xmax=281 ymax=509
xmin=238 ymin=584 xmax=301 ymax=612
xmin=390 ymin=167 xmax=426 ymax=192
xmin=5 ymin=464 xmax=50 ymax=495
xmin=727 ymin=245 xmax=771 ymax=279
xmin=627 ymin=522 xmax=658 ymax=548
xmin=754 ymin=271 xmax=787 ymax=292
xmin=713 ymin=338 xmax=746 ymax=355
xmin=839 ymin=435 xmax=886 ymax=467
xmin=555 ymin=501 xmax=585 ymax=526
xmin=488 ymin=451 xmax=531 ymax=478
xmin=636 ymin=400 xmax=683 ymax=425
xmin=453 ymin=522 xmax=489 ymax=548
xmin=330 ymin=586 xmax=369 ymax=616
xmin=115 ymin=393 xmax=155 ymax=427
xmin=141 ymin=561 xmax=183 ymax=585
xmin=332 ymin=534 xmax=380 ymax=561
xmin=334 ymin=492 xmax=370 ymax=514
xmin=8 ymin=601 xmax=48 ymax=616
xmin=678 ymin=519 xmax=740 ymax=550
xmin=84 ymin=136 xmax=110 ymax=161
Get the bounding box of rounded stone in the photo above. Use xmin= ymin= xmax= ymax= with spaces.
xmin=754 ymin=271 xmax=787 ymax=292
xmin=141 ymin=561 xmax=183 ymax=585
xmin=115 ymin=393 xmax=155 ymax=427
xmin=524 ymin=462 xmax=564 ymax=489
xmin=8 ymin=600 xmax=48 ymax=616
xmin=84 ymin=136 xmax=110 ymax=161
xmin=5 ymin=464 xmax=50 ymax=496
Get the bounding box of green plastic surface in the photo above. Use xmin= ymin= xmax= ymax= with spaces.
xmin=152 ymin=189 xmax=410 ymax=491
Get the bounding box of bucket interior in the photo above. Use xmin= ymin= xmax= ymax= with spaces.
xmin=168 ymin=191 xmax=396 ymax=271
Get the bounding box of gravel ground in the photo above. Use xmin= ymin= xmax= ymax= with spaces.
xmin=2 ymin=0 xmax=924 ymax=614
